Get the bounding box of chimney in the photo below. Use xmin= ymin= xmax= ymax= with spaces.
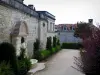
xmin=28 ymin=5 xmax=34 ymax=9
xmin=88 ymin=19 xmax=93 ymax=24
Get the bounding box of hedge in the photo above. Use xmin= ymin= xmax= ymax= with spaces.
xmin=61 ymin=43 xmax=83 ymax=49
xmin=35 ymin=45 xmax=61 ymax=61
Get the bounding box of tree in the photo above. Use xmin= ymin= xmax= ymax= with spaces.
xmin=73 ymin=22 xmax=100 ymax=75
xmin=74 ymin=22 xmax=92 ymax=39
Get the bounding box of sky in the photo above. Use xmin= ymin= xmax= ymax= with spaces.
xmin=24 ymin=0 xmax=100 ymax=25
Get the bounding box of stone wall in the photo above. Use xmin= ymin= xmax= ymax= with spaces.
xmin=58 ymin=32 xmax=82 ymax=43
xmin=39 ymin=20 xmax=48 ymax=49
xmin=0 ymin=5 xmax=38 ymax=57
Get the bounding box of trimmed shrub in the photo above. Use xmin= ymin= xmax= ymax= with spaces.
xmin=53 ymin=36 xmax=57 ymax=47
xmin=0 ymin=42 xmax=18 ymax=74
xmin=34 ymin=50 xmax=42 ymax=61
xmin=46 ymin=37 xmax=52 ymax=50
xmin=34 ymin=39 xmax=40 ymax=51
xmin=34 ymin=39 xmax=40 ymax=58
xmin=40 ymin=50 xmax=51 ymax=59
xmin=57 ymin=39 xmax=60 ymax=46
xmin=18 ymin=59 xmax=27 ymax=75
xmin=18 ymin=48 xmax=25 ymax=60
xmin=18 ymin=48 xmax=31 ymax=75
xmin=34 ymin=50 xmax=51 ymax=61
xmin=61 ymin=43 xmax=83 ymax=49
xmin=0 ymin=61 xmax=15 ymax=75
xmin=56 ymin=45 xmax=61 ymax=51
xmin=51 ymin=47 xmax=57 ymax=53
xmin=18 ymin=58 xmax=31 ymax=75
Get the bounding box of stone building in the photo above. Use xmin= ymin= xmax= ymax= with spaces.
xmin=0 ymin=0 xmax=56 ymax=57
xmin=55 ymin=24 xmax=82 ymax=43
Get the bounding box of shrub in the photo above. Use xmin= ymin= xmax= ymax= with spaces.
xmin=61 ymin=43 xmax=82 ymax=49
xmin=18 ymin=48 xmax=31 ymax=75
xmin=51 ymin=47 xmax=56 ymax=53
xmin=57 ymin=39 xmax=60 ymax=46
xmin=34 ymin=50 xmax=42 ymax=61
xmin=18 ymin=59 xmax=27 ymax=75
xmin=53 ymin=36 xmax=57 ymax=47
xmin=34 ymin=39 xmax=40 ymax=58
xmin=0 ymin=42 xmax=18 ymax=74
xmin=18 ymin=57 xmax=31 ymax=75
xmin=46 ymin=37 xmax=52 ymax=50
xmin=34 ymin=50 xmax=51 ymax=61
xmin=0 ymin=61 xmax=15 ymax=75
xmin=56 ymin=45 xmax=61 ymax=51
xmin=34 ymin=39 xmax=40 ymax=51
xmin=73 ymin=22 xmax=100 ymax=75
xmin=40 ymin=50 xmax=51 ymax=59
xmin=18 ymin=48 xmax=26 ymax=60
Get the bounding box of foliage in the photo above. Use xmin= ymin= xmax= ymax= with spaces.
xmin=18 ymin=48 xmax=31 ymax=75
xmin=57 ymin=39 xmax=60 ymax=46
xmin=40 ymin=50 xmax=51 ymax=60
xmin=53 ymin=36 xmax=57 ymax=47
xmin=51 ymin=47 xmax=57 ymax=53
xmin=46 ymin=37 xmax=52 ymax=50
xmin=74 ymin=22 xmax=92 ymax=38
xmin=17 ymin=59 xmax=27 ymax=75
xmin=33 ymin=39 xmax=40 ymax=58
xmin=73 ymin=22 xmax=100 ymax=75
xmin=56 ymin=45 xmax=61 ymax=51
xmin=0 ymin=61 xmax=15 ymax=75
xmin=18 ymin=58 xmax=31 ymax=75
xmin=18 ymin=48 xmax=25 ymax=60
xmin=34 ymin=50 xmax=42 ymax=61
xmin=0 ymin=42 xmax=18 ymax=74
xmin=61 ymin=43 xmax=83 ymax=49
xmin=34 ymin=39 xmax=40 ymax=51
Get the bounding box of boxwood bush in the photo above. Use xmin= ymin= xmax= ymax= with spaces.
xmin=0 ymin=61 xmax=15 ymax=75
xmin=41 ymin=50 xmax=50 ymax=58
xmin=61 ymin=43 xmax=83 ymax=49
xmin=0 ymin=42 xmax=18 ymax=75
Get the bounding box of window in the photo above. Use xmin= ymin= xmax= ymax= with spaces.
xmin=64 ymin=26 xmax=66 ymax=31
xmin=50 ymin=22 xmax=52 ymax=31
xmin=21 ymin=37 xmax=25 ymax=43
xmin=43 ymin=23 xmax=45 ymax=27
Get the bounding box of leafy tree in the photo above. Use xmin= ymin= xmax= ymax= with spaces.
xmin=73 ymin=22 xmax=100 ymax=75
xmin=74 ymin=22 xmax=92 ymax=39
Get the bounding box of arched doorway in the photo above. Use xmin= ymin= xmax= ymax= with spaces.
xmin=10 ymin=21 xmax=28 ymax=56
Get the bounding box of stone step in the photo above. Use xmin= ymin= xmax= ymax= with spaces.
xmin=28 ymin=63 xmax=45 ymax=75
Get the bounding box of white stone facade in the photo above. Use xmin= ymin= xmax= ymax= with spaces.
xmin=0 ymin=1 xmax=56 ymax=57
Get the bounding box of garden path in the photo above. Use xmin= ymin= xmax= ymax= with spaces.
xmin=34 ymin=49 xmax=84 ymax=75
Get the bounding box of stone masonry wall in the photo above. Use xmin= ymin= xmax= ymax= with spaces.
xmin=0 ymin=5 xmax=39 ymax=57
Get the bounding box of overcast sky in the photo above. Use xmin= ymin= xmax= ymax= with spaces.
xmin=24 ymin=0 xmax=100 ymax=25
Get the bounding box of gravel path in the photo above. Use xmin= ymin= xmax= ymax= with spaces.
xmin=34 ymin=49 xmax=84 ymax=75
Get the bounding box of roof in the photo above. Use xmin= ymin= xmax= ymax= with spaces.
xmin=37 ymin=11 xmax=56 ymax=20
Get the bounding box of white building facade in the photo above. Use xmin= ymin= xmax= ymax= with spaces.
xmin=0 ymin=0 xmax=56 ymax=57
xmin=55 ymin=24 xmax=82 ymax=43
